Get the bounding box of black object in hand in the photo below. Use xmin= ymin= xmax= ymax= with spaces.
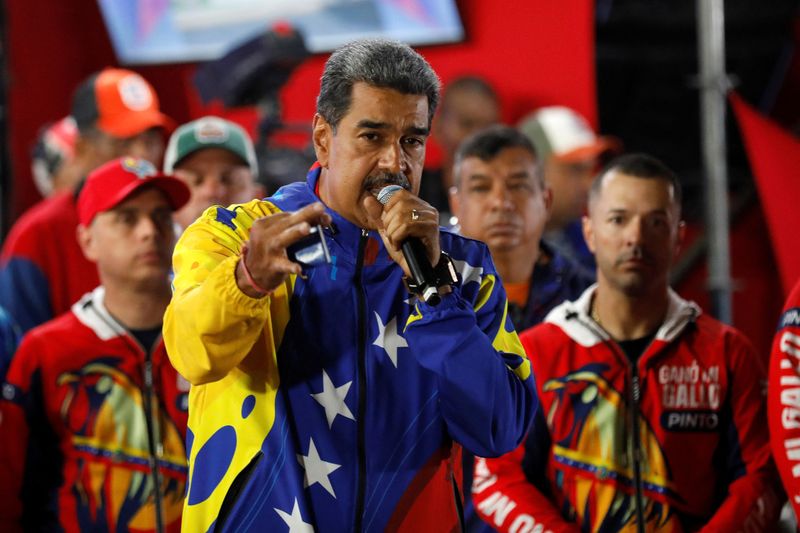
xmin=287 ymin=225 xmax=331 ymax=268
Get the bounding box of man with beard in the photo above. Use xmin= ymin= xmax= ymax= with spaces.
xmin=0 ymin=157 xmax=191 ymax=532
xmin=163 ymin=38 xmax=536 ymax=532
xmin=449 ymin=125 xmax=593 ymax=532
xmin=473 ymin=154 xmax=782 ymax=532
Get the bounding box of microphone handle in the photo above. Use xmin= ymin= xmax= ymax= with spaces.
xmin=374 ymin=185 xmax=440 ymax=304
xmin=402 ymin=237 xmax=440 ymax=305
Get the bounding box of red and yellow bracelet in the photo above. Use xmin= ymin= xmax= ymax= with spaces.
xmin=240 ymin=244 xmax=272 ymax=297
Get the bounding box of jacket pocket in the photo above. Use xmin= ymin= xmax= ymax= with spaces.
xmin=215 ymin=450 xmax=264 ymax=532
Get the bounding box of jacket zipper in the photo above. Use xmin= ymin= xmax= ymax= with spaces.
xmin=577 ymin=311 xmax=647 ymax=532
xmin=629 ymin=366 xmax=646 ymax=533
xmin=93 ymin=303 xmax=166 ymax=533
xmin=353 ymin=229 xmax=369 ymax=532
xmin=142 ymin=347 xmax=166 ymax=533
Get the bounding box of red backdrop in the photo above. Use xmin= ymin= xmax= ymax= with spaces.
xmin=6 ymin=0 xmax=596 ymax=219
xmin=4 ymin=0 xmax=789 ymax=356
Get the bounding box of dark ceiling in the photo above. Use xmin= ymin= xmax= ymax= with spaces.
xmin=595 ymin=0 xmax=799 ymax=221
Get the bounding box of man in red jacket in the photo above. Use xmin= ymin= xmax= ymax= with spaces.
xmin=473 ymin=153 xmax=783 ymax=532
xmin=0 ymin=157 xmax=190 ymax=532
xmin=0 ymin=68 xmax=171 ymax=333
xmin=768 ymin=279 xmax=800 ymax=522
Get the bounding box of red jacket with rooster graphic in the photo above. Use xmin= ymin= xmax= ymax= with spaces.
xmin=473 ymin=286 xmax=783 ymax=532
xmin=0 ymin=287 xmax=188 ymax=533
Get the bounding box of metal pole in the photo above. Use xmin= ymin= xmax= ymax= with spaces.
xmin=697 ymin=0 xmax=732 ymax=323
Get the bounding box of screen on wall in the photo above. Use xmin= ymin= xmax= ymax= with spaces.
xmin=96 ymin=0 xmax=465 ymax=65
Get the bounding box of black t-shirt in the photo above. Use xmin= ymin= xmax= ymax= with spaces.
xmin=129 ymin=326 xmax=162 ymax=353
xmin=617 ymin=333 xmax=655 ymax=365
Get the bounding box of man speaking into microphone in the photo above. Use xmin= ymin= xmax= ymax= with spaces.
xmin=164 ymin=38 xmax=536 ymax=532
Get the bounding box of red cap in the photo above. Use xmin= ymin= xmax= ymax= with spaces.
xmin=78 ymin=157 xmax=190 ymax=226
xmin=72 ymin=68 xmax=174 ymax=137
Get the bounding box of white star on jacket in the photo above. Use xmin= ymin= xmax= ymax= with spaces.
xmin=403 ymin=295 xmax=418 ymax=306
xmin=274 ymin=498 xmax=313 ymax=532
xmin=452 ymin=258 xmax=484 ymax=286
xmin=311 ymin=370 xmax=355 ymax=427
xmin=297 ymin=438 xmax=341 ymax=497
xmin=372 ymin=312 xmax=408 ymax=367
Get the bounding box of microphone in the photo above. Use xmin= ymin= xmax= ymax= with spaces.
xmin=376 ymin=185 xmax=440 ymax=305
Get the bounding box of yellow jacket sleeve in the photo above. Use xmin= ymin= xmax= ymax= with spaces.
xmin=163 ymin=199 xmax=288 ymax=385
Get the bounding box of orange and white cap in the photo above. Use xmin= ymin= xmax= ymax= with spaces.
xmin=71 ymin=68 xmax=174 ymax=138
xmin=519 ymin=106 xmax=620 ymax=163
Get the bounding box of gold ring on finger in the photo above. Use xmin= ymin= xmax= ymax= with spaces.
xmin=411 ymin=209 xmax=420 ymax=221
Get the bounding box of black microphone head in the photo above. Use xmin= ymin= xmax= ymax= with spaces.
xmin=376 ymin=185 xmax=405 ymax=206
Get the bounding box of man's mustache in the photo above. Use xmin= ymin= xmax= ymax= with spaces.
xmin=615 ymin=247 xmax=654 ymax=266
xmin=364 ymin=172 xmax=411 ymax=194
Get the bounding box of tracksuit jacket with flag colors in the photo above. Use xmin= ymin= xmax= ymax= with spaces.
xmin=0 ymin=287 xmax=189 ymax=532
xmin=473 ymin=286 xmax=783 ymax=532
xmin=163 ymin=166 xmax=537 ymax=532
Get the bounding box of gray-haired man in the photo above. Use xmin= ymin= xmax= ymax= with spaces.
xmin=164 ymin=38 xmax=537 ymax=532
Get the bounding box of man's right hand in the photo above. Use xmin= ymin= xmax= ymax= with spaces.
xmin=236 ymin=202 xmax=332 ymax=298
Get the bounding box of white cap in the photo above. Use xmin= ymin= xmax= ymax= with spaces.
xmin=519 ymin=106 xmax=618 ymax=162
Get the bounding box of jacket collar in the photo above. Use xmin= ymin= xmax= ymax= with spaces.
xmin=545 ymin=284 xmax=701 ymax=347
xmin=71 ymin=286 xmax=127 ymax=341
xmin=71 ymin=286 xmax=165 ymax=357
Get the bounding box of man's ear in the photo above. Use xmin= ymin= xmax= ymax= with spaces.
xmin=76 ymin=223 xmax=99 ymax=263
xmin=448 ymin=185 xmax=460 ymax=217
xmin=676 ymin=220 xmax=686 ymax=254
xmin=312 ymin=114 xmax=332 ymax=168
xmin=72 ymin=135 xmax=95 ymax=170
xmin=582 ymin=214 xmax=596 ymax=254
xmin=542 ymin=185 xmax=553 ymax=218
